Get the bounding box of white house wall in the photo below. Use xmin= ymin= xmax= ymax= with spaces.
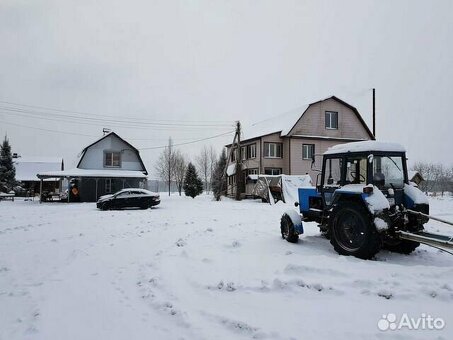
xmin=78 ymin=135 xmax=144 ymax=171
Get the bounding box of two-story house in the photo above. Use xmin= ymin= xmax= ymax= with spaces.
xmin=226 ymin=96 xmax=374 ymax=196
xmin=37 ymin=132 xmax=148 ymax=202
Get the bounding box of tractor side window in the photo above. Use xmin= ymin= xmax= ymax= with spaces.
xmin=324 ymin=158 xmax=342 ymax=186
xmin=373 ymin=156 xmax=404 ymax=189
xmin=345 ymin=157 xmax=367 ymax=184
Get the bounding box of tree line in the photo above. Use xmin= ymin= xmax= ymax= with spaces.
xmin=154 ymin=138 xmax=227 ymax=199
xmin=412 ymin=162 xmax=453 ymax=196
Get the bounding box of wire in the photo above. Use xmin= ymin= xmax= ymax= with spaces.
xmin=0 ymin=99 xmax=234 ymax=124
xmin=0 ymin=120 xmax=100 ymax=138
xmin=138 ymin=131 xmax=234 ymax=150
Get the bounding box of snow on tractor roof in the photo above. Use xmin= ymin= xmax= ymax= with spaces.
xmin=324 ymin=141 xmax=406 ymax=155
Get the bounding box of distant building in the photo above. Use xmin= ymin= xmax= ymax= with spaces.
xmin=225 ymin=96 xmax=374 ymax=197
xmin=38 ymin=132 xmax=148 ymax=202
xmin=408 ymin=170 xmax=424 ymax=186
xmin=14 ymin=156 xmax=64 ymax=194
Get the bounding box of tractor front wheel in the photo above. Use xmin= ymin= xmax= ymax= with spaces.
xmin=280 ymin=214 xmax=299 ymax=243
xmin=330 ymin=203 xmax=381 ymax=259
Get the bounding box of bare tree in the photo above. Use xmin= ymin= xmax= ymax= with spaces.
xmin=208 ymin=146 xmax=217 ymax=192
xmin=174 ymin=150 xmax=187 ymax=196
xmin=196 ymin=146 xmax=210 ymax=193
xmin=154 ymin=137 xmax=176 ymax=196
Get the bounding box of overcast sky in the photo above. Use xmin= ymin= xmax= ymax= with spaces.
xmin=1 ymin=0 xmax=452 ymax=175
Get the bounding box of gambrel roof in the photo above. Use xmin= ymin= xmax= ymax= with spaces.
xmin=76 ymin=132 xmax=148 ymax=175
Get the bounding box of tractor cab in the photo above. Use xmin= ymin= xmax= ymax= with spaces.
xmin=319 ymin=144 xmax=408 ymax=209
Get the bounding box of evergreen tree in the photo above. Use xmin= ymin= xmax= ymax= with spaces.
xmin=212 ymin=149 xmax=227 ymax=201
xmin=183 ymin=162 xmax=203 ymax=198
xmin=0 ymin=136 xmax=16 ymax=192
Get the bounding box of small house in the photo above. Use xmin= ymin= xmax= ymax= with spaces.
xmin=37 ymin=132 xmax=148 ymax=202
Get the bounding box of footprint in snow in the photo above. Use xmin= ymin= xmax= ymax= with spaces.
xmin=176 ymin=239 xmax=186 ymax=247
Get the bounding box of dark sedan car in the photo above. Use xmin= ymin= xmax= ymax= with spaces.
xmin=96 ymin=189 xmax=160 ymax=210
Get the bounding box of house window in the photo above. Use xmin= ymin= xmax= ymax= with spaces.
xmin=241 ymin=146 xmax=246 ymax=161
xmin=263 ymin=143 xmax=283 ymax=158
xmin=105 ymin=179 xmax=112 ymax=193
xmin=264 ymin=168 xmax=282 ymax=175
xmin=248 ymin=168 xmax=258 ymax=175
xmin=231 ymin=148 xmax=237 ymax=162
xmin=247 ymin=144 xmax=256 ymax=159
xmin=228 ymin=176 xmax=236 ymax=185
xmin=105 ymin=151 xmax=121 ymax=167
xmin=325 ymin=111 xmax=338 ymax=129
xmin=302 ymin=144 xmax=315 ymax=160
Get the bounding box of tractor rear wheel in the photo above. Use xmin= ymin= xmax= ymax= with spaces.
xmin=280 ymin=214 xmax=299 ymax=243
xmin=330 ymin=203 xmax=381 ymax=259
xmin=384 ymin=240 xmax=420 ymax=254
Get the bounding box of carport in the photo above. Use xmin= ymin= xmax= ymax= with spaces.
xmin=37 ymin=168 xmax=148 ymax=203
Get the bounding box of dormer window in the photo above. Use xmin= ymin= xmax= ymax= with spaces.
xmin=105 ymin=151 xmax=121 ymax=167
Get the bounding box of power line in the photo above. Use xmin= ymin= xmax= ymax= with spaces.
xmin=0 ymin=99 xmax=234 ymax=124
xmin=0 ymin=107 xmax=234 ymax=130
xmin=1 ymin=119 xmax=233 ymax=145
xmin=138 ymin=131 xmax=234 ymax=150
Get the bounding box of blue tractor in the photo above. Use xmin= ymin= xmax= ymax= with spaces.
xmin=280 ymin=141 xmax=453 ymax=259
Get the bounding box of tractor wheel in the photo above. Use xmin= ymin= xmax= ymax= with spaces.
xmin=384 ymin=240 xmax=420 ymax=254
xmin=280 ymin=214 xmax=299 ymax=243
xmin=330 ymin=203 xmax=381 ymax=259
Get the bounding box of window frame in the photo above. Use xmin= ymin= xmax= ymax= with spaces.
xmin=264 ymin=168 xmax=282 ymax=176
xmin=247 ymin=144 xmax=256 ymax=159
xmin=263 ymin=142 xmax=283 ymax=158
xmin=325 ymin=111 xmax=338 ymax=130
xmin=302 ymin=144 xmax=315 ymax=160
xmin=104 ymin=151 xmax=121 ymax=168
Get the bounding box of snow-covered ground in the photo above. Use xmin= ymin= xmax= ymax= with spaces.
xmin=1 ymin=194 xmax=452 ymax=340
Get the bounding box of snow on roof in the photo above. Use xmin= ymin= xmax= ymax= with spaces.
xmin=37 ymin=168 xmax=147 ymax=179
xmin=240 ymin=104 xmax=310 ymax=142
xmin=324 ymin=141 xmax=406 ymax=155
xmin=14 ymin=157 xmax=63 ymax=181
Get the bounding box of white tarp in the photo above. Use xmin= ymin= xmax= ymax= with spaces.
xmin=251 ymin=174 xmax=312 ymax=204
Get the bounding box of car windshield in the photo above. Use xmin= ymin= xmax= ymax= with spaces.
xmin=372 ymin=155 xmax=405 ymax=189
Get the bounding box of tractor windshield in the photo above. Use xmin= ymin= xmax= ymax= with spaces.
xmin=372 ymin=155 xmax=405 ymax=189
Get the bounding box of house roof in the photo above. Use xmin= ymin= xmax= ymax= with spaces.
xmin=14 ymin=157 xmax=63 ymax=181
xmin=76 ymin=132 xmax=148 ymax=175
xmin=37 ymin=168 xmax=147 ymax=179
xmin=227 ymin=96 xmax=374 ymax=146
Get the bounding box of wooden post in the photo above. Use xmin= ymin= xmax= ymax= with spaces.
xmin=39 ymin=178 xmax=43 ymax=203
xmin=95 ymin=178 xmax=98 ymax=201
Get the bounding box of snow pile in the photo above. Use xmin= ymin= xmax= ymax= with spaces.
xmin=364 ymin=187 xmax=390 ymax=213
xmin=404 ymin=183 xmax=429 ymax=205
xmin=374 ymin=217 xmax=388 ymax=231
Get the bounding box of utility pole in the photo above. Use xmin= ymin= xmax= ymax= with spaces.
xmin=372 ymin=88 xmax=376 ymax=138
xmin=235 ymin=121 xmax=242 ymax=201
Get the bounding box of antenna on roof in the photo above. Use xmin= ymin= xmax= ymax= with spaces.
xmin=103 ymin=128 xmax=111 ymax=135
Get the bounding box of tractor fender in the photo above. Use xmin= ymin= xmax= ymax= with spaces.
xmin=283 ymin=209 xmax=304 ymax=235
xmin=332 ymin=185 xmax=390 ymax=215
